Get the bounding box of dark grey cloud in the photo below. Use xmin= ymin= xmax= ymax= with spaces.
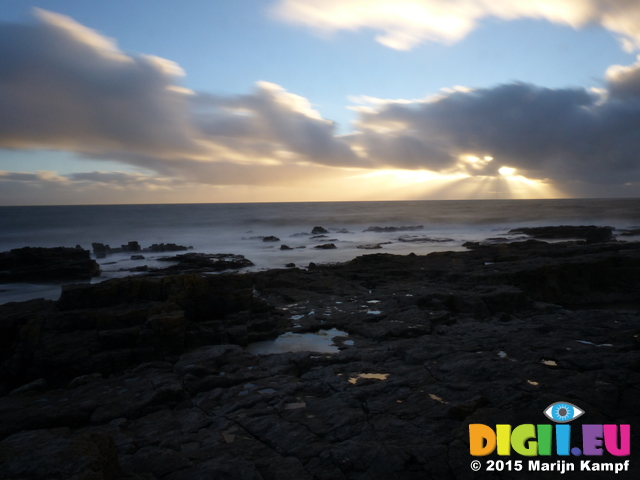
xmin=350 ymin=72 xmax=640 ymax=186
xmin=192 ymin=82 xmax=361 ymax=167
xmin=0 ymin=9 xmax=201 ymax=158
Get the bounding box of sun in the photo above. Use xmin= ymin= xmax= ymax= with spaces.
xmin=350 ymin=167 xmax=565 ymax=200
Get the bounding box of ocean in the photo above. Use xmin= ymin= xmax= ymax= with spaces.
xmin=2 ymin=198 xmax=640 ymax=304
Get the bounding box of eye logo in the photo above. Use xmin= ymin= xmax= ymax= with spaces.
xmin=543 ymin=402 xmax=584 ymax=423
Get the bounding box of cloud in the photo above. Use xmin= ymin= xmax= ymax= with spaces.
xmin=0 ymin=9 xmax=202 ymax=158
xmin=272 ymin=0 xmax=640 ymax=51
xmin=4 ymin=8 xmax=640 ymax=200
xmin=347 ymin=71 xmax=640 ymax=186
xmin=191 ymin=82 xmax=360 ymax=168
xmin=0 ymin=9 xmax=359 ymax=177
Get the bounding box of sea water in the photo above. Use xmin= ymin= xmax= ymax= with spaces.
xmin=2 ymin=198 xmax=640 ymax=304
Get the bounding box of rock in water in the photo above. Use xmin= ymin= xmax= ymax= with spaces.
xmin=313 ymin=243 xmax=337 ymax=249
xmin=363 ymin=225 xmax=424 ymax=232
xmin=509 ymin=225 xmax=614 ymax=242
xmin=311 ymin=226 xmax=329 ymax=234
xmin=155 ymin=253 xmax=254 ymax=273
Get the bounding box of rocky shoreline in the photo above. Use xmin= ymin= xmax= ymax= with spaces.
xmin=1 ymin=230 xmax=639 ymax=479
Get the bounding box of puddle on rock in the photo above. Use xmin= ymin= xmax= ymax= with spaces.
xmin=348 ymin=373 xmax=389 ymax=384
xmin=246 ymin=328 xmax=348 ymax=355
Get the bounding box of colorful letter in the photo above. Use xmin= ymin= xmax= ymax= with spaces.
xmin=537 ymin=424 xmax=552 ymax=455
xmin=497 ymin=424 xmax=512 ymax=455
xmin=469 ymin=424 xmax=496 ymax=456
xmin=604 ymin=425 xmax=630 ymax=456
xmin=556 ymin=424 xmax=571 ymax=456
xmin=511 ymin=424 xmax=537 ymax=456
xmin=582 ymin=425 xmax=604 ymax=456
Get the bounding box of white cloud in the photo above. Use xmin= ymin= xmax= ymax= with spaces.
xmin=272 ymin=0 xmax=640 ymax=51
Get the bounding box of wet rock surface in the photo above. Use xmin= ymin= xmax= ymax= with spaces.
xmin=1 ymin=239 xmax=640 ymax=478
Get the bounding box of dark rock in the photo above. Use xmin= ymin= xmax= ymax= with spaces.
xmin=313 ymin=243 xmax=337 ymax=250
xmin=311 ymin=226 xmax=329 ymax=234
xmin=0 ymin=247 xmax=100 ymax=283
xmin=131 ymin=255 xmax=145 ymax=260
xmin=280 ymin=245 xmax=293 ymax=250
xmin=509 ymin=225 xmax=614 ymax=242
xmin=363 ymin=225 xmax=424 ymax=232
xmin=145 ymin=243 xmax=189 ymax=252
xmin=155 ymin=253 xmax=254 ymax=273
xmin=126 ymin=241 xmax=141 ymax=252
xmin=92 ymin=242 xmax=110 ymax=257
xmin=285 ymin=263 xmax=296 ymax=268
xmin=397 ymin=235 xmax=454 ymax=243
xmin=8 ymin=378 xmax=47 ymax=396
xmin=0 ymin=429 xmax=124 ymax=479
xmin=262 ymin=236 xmax=280 ymax=242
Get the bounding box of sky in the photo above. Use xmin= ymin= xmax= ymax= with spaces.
xmin=3 ymin=1 xmax=640 ymax=204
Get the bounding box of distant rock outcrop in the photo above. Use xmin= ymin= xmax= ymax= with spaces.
xmin=363 ymin=225 xmax=424 ymax=232
xmin=92 ymin=241 xmax=190 ymax=257
xmin=313 ymin=243 xmax=337 ymax=250
xmin=508 ymin=225 xmax=614 ymax=243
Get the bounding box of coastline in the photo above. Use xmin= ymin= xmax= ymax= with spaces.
xmin=1 ymin=234 xmax=639 ymax=478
